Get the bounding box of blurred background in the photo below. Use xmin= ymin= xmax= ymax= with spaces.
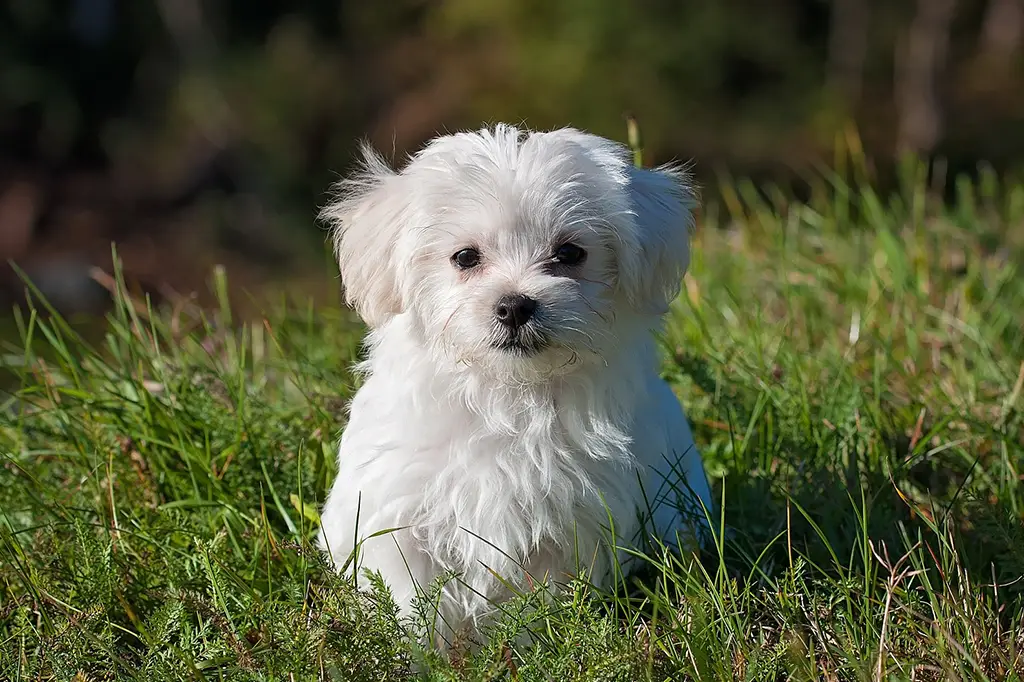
xmin=1 ymin=0 xmax=1022 ymax=318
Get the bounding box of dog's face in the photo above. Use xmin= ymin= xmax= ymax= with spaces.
xmin=323 ymin=126 xmax=695 ymax=379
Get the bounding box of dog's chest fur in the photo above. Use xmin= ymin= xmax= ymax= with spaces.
xmin=408 ymin=384 xmax=639 ymax=575
xmin=339 ymin=326 xmax=649 ymax=584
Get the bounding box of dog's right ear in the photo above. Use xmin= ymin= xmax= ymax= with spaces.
xmin=321 ymin=144 xmax=411 ymax=328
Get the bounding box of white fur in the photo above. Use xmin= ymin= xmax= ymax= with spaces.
xmin=317 ymin=125 xmax=712 ymax=643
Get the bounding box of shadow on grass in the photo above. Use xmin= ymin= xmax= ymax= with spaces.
xmin=674 ymin=348 xmax=1024 ymax=612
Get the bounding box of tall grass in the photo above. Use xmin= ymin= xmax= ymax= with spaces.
xmin=1 ymin=150 xmax=1023 ymax=680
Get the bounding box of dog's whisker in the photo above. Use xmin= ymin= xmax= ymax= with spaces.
xmin=577 ymin=297 xmax=611 ymax=325
xmin=441 ymin=303 xmax=463 ymax=337
xmin=575 ymin=276 xmax=613 ymax=292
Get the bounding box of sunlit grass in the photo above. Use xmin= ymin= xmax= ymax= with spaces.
xmin=1 ymin=153 xmax=1023 ymax=680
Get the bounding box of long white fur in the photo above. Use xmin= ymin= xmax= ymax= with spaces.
xmin=317 ymin=124 xmax=712 ymax=643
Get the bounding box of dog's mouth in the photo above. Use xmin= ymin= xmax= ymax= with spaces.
xmin=492 ymin=338 xmax=544 ymax=356
xmin=490 ymin=328 xmax=549 ymax=356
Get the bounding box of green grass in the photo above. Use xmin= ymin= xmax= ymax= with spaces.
xmin=2 ymin=157 xmax=1024 ymax=681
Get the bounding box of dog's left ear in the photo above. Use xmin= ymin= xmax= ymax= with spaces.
xmin=617 ymin=164 xmax=696 ymax=315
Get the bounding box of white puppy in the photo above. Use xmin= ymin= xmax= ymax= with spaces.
xmin=317 ymin=124 xmax=712 ymax=643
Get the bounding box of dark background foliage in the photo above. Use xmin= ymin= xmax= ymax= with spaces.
xmin=1 ymin=0 xmax=1022 ymax=314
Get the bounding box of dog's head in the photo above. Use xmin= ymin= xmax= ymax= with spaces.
xmin=322 ymin=125 xmax=695 ymax=379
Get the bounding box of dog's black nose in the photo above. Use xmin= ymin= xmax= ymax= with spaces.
xmin=494 ymin=294 xmax=537 ymax=329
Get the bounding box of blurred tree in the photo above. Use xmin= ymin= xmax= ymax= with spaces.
xmin=827 ymin=0 xmax=870 ymax=105
xmin=896 ymin=0 xmax=958 ymax=156
xmin=979 ymin=0 xmax=1023 ymax=59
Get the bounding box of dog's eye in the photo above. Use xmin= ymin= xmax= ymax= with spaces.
xmin=452 ymin=248 xmax=481 ymax=269
xmin=554 ymin=243 xmax=586 ymax=266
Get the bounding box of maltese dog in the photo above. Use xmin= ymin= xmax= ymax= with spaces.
xmin=317 ymin=124 xmax=712 ymax=644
